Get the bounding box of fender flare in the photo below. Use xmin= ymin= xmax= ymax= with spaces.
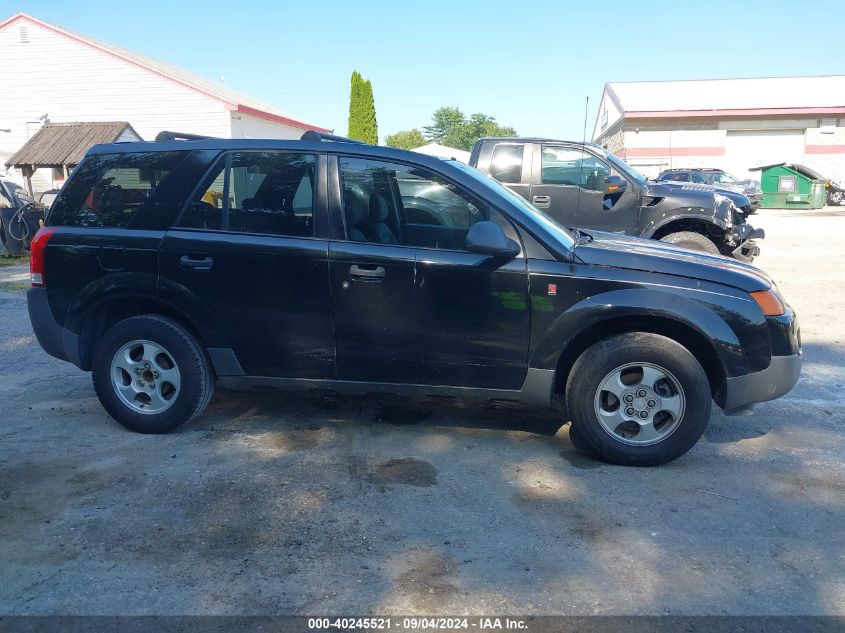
xmin=65 ymin=272 xmax=231 ymax=366
xmin=641 ymin=210 xmax=730 ymax=239
xmin=530 ymin=288 xmax=748 ymax=378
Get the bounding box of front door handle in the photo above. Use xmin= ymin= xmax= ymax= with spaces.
xmin=349 ymin=264 xmax=385 ymax=281
xmin=532 ymin=195 xmax=551 ymax=209
xmin=180 ymin=255 xmax=214 ymax=271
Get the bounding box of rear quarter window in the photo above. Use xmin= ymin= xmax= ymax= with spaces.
xmin=49 ymin=151 xmax=188 ymax=228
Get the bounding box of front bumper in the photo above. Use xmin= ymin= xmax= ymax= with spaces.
xmin=728 ymin=223 xmax=765 ymax=262
xmin=723 ymin=353 xmax=802 ymax=412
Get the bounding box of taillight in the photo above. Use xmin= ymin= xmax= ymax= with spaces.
xmin=29 ymin=227 xmax=56 ymax=287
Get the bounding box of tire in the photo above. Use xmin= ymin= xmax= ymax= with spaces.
xmin=565 ymin=332 xmax=711 ymax=466
xmin=92 ymin=315 xmax=214 ymax=433
xmin=660 ymin=231 xmax=719 ymax=255
xmin=567 ymin=421 xmax=593 ymax=456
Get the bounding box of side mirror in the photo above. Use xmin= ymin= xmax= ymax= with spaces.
xmin=605 ymin=174 xmax=627 ymax=194
xmin=465 ymin=221 xmax=520 ymax=258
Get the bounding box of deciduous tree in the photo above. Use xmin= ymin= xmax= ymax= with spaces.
xmin=385 ymin=128 xmax=426 ymax=150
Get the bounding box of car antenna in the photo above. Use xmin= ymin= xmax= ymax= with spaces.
xmin=573 ymin=95 xmax=589 ymax=234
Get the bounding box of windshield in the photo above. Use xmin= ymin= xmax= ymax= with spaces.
xmin=710 ymin=172 xmax=738 ymax=184
xmin=602 ymin=150 xmax=648 ymax=184
xmin=448 ymin=161 xmax=577 ymax=249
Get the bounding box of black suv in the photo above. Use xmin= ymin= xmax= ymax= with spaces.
xmin=470 ymin=138 xmax=764 ymax=260
xmin=27 ymin=132 xmax=801 ymax=466
xmin=656 ymin=168 xmax=763 ymax=214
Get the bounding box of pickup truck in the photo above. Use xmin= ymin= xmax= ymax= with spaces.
xmin=470 ymin=138 xmax=764 ymax=261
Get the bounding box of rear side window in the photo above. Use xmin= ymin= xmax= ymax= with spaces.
xmin=49 ymin=152 xmax=187 ymax=227
xmin=179 ymin=151 xmax=316 ymax=238
xmin=490 ymin=144 xmax=523 ymax=183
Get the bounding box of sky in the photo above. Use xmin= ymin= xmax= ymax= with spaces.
xmin=9 ymin=0 xmax=845 ymax=142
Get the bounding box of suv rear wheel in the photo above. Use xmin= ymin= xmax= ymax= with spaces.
xmin=92 ymin=315 xmax=214 ymax=433
xmin=565 ymin=332 xmax=711 ymax=466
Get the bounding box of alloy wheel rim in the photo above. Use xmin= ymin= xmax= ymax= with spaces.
xmin=110 ymin=339 xmax=181 ymax=415
xmin=593 ymin=362 xmax=686 ymax=446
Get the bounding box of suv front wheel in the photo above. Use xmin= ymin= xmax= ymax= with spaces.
xmin=565 ymin=332 xmax=711 ymax=466
xmin=659 ymin=231 xmax=719 ymax=255
xmin=92 ymin=315 xmax=214 ymax=433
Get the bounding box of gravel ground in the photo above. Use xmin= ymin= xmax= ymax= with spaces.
xmin=0 ymin=209 xmax=843 ymax=616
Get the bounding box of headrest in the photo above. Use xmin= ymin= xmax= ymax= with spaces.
xmin=344 ymin=189 xmax=368 ymax=227
xmin=369 ymin=193 xmax=389 ymax=223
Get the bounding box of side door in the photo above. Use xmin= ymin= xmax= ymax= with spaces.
xmin=159 ymin=150 xmax=335 ymax=379
xmin=329 ymin=155 xmax=530 ymax=389
xmin=529 ymin=144 xmax=639 ymax=233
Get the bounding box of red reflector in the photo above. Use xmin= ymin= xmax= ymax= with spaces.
xmin=29 ymin=227 xmax=56 ymax=287
xmin=548 ymin=283 xmax=557 ymax=296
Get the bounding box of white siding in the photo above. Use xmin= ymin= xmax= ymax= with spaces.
xmin=229 ymin=112 xmax=311 ymax=140
xmin=593 ymin=89 xmax=623 ymax=141
xmin=0 ymin=17 xmax=231 ymax=190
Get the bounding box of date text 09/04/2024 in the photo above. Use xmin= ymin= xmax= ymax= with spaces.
xmin=307 ymin=617 xmax=528 ymax=630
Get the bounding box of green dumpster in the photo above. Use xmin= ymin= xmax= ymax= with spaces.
xmin=750 ymin=163 xmax=827 ymax=209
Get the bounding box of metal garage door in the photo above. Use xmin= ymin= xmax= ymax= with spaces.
xmin=724 ymin=129 xmax=805 ymax=180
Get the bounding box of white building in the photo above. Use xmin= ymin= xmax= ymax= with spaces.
xmin=0 ymin=12 xmax=329 ymax=191
xmin=592 ymin=76 xmax=845 ymax=181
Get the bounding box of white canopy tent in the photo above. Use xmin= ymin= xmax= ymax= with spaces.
xmin=410 ymin=143 xmax=471 ymax=164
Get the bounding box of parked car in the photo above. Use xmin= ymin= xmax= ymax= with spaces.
xmin=656 ymin=168 xmax=763 ymax=214
xmin=470 ymin=138 xmax=763 ymax=261
xmin=1 ymin=176 xmax=33 ymax=256
xmin=27 ymin=132 xmax=801 ymax=466
xmin=38 ymin=189 xmax=60 ymax=209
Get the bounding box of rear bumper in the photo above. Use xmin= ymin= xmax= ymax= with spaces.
xmin=27 ymin=287 xmax=80 ymax=366
xmin=723 ymin=353 xmax=802 ymax=412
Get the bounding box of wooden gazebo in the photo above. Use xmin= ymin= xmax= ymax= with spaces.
xmin=5 ymin=121 xmax=141 ymax=198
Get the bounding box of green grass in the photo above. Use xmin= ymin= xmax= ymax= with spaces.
xmin=0 ymin=255 xmax=28 ymax=268
xmin=0 ymin=282 xmax=28 ymax=291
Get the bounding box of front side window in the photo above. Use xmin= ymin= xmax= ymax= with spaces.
xmin=180 ymin=152 xmax=316 ymax=237
xmin=541 ymin=146 xmax=611 ymax=191
xmin=490 ymin=144 xmax=523 ymax=183
xmin=49 ymin=152 xmax=187 ymax=227
xmin=339 ymin=157 xmax=486 ymax=250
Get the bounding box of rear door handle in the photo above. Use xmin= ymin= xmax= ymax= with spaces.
xmin=532 ymin=195 xmax=551 ymax=209
xmin=180 ymin=255 xmax=214 ymax=271
xmin=349 ymin=264 xmax=385 ymax=281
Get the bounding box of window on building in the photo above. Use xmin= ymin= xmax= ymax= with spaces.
xmin=820 ymin=118 xmax=837 ymax=134
xmin=180 ymin=152 xmax=316 ymax=237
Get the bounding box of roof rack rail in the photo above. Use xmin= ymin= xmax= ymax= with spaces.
xmin=155 ymin=131 xmax=216 ymax=142
xmin=300 ymin=130 xmax=364 ymax=144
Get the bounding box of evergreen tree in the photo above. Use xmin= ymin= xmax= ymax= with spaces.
xmin=347 ymin=71 xmax=364 ymax=141
xmin=347 ymin=71 xmax=378 ymax=144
